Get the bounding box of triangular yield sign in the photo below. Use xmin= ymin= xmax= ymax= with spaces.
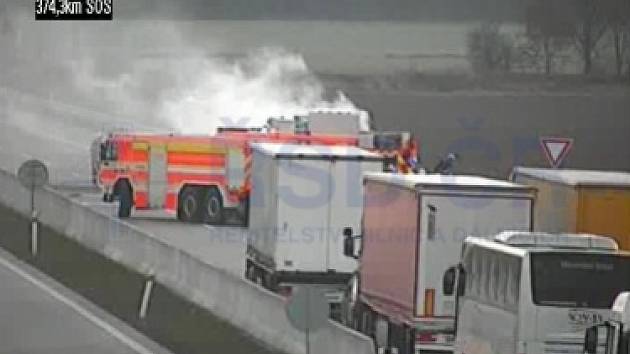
xmin=540 ymin=137 xmax=573 ymax=168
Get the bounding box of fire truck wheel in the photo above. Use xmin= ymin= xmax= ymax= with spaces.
xmin=262 ymin=271 xmax=278 ymax=292
xmin=179 ymin=187 xmax=202 ymax=222
xmin=245 ymin=262 xmax=255 ymax=281
xmin=117 ymin=183 xmax=132 ymax=218
xmin=238 ymin=198 xmax=250 ymax=226
xmin=204 ymin=187 xmax=224 ymax=225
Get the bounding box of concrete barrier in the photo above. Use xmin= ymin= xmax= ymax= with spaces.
xmin=0 ymin=168 xmax=375 ymax=354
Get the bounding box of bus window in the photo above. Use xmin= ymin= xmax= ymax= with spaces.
xmin=507 ymin=258 xmax=521 ymax=308
xmin=483 ymin=251 xmax=492 ymax=300
xmin=469 ymin=249 xmax=482 ymax=297
xmin=531 ymin=253 xmax=630 ymax=308
xmin=463 ymin=247 xmax=475 ymax=296
xmin=492 ymin=255 xmax=503 ymax=304
xmin=474 ymin=249 xmax=483 ymax=297
xmin=488 ymin=252 xmax=500 ymax=304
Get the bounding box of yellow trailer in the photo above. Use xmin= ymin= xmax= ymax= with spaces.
xmin=511 ymin=167 xmax=630 ymax=250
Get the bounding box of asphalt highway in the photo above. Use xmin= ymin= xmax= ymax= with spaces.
xmin=0 ymin=247 xmax=173 ymax=354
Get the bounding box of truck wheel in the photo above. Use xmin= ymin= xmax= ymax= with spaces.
xmin=254 ymin=271 xmax=264 ymax=286
xmin=238 ymin=198 xmax=249 ymax=226
xmin=204 ymin=187 xmax=224 ymax=225
xmin=263 ymin=272 xmax=278 ymax=292
xmin=179 ymin=187 xmax=202 ymax=223
xmin=361 ymin=305 xmax=375 ymax=337
xmin=116 ymin=182 xmax=132 ymax=218
xmin=245 ymin=261 xmax=256 ymax=282
xmin=403 ymin=327 xmax=415 ymax=354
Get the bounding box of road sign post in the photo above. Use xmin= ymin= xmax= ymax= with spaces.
xmin=285 ymin=285 xmax=329 ymax=354
xmin=17 ymin=160 xmax=49 ymax=256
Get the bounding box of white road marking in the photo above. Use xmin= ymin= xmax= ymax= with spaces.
xmin=0 ymin=254 xmax=157 ymax=354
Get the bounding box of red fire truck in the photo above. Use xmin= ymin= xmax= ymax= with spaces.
xmin=94 ymin=111 xmax=419 ymax=225
xmin=95 ymin=130 xmax=360 ymax=224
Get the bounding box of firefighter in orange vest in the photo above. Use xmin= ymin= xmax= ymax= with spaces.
xmin=396 ymin=136 xmax=419 ymax=174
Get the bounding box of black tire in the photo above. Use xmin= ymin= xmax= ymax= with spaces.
xmin=203 ymin=187 xmax=224 ymax=225
xmin=262 ymin=270 xmax=278 ymax=292
xmin=245 ymin=261 xmax=256 ymax=282
xmin=117 ymin=182 xmax=132 ymax=218
xmin=178 ymin=187 xmax=202 ymax=223
xmin=390 ymin=323 xmax=414 ymax=354
xmin=237 ymin=198 xmax=249 ymax=226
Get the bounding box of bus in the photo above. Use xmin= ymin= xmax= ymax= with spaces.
xmin=443 ymin=231 xmax=630 ymax=354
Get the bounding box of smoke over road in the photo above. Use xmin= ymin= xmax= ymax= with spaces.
xmin=0 ymin=1 xmax=360 ymax=182
xmin=1 ymin=1 xmax=358 ymax=133
xmin=161 ymin=47 xmax=358 ymax=133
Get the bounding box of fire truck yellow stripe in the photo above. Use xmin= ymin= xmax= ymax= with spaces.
xmin=167 ymin=143 xmax=226 ymax=154
xmin=132 ymin=142 xmax=226 ymax=155
xmin=167 ymin=166 xmax=225 ymax=175
xmin=132 ymin=142 xmax=151 ymax=151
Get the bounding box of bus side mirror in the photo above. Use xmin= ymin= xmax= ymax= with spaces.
xmin=584 ymin=326 xmax=598 ymax=354
xmin=443 ymin=265 xmax=466 ymax=296
xmin=343 ymin=227 xmax=359 ymax=259
xmin=443 ymin=267 xmax=456 ymax=295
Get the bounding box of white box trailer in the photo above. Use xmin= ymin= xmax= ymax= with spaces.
xmin=246 ymin=143 xmax=384 ymax=308
xmin=345 ymin=173 xmax=536 ymax=354
xmin=267 ymin=110 xmax=371 ymax=135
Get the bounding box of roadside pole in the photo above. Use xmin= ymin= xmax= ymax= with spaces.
xmin=286 ymin=285 xmax=328 ymax=354
xmin=18 ymin=160 xmax=48 ymax=257
xmin=138 ymin=274 xmax=155 ymax=320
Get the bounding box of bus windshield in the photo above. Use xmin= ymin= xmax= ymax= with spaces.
xmin=531 ymin=253 xmax=630 ymax=308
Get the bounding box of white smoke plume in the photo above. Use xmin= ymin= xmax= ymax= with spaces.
xmin=2 ymin=0 xmax=361 ymax=136
xmin=160 ymin=47 xmax=359 ymax=134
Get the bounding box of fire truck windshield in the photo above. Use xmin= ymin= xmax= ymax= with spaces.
xmin=99 ymin=141 xmax=118 ymax=161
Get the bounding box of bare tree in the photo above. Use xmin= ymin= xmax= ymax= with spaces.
xmin=525 ymin=0 xmax=573 ymax=75
xmin=0 ymin=2 xmax=10 ymax=36
xmin=601 ymin=0 xmax=630 ymax=76
xmin=571 ymin=0 xmax=609 ymax=75
xmin=467 ymin=23 xmax=513 ymax=74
